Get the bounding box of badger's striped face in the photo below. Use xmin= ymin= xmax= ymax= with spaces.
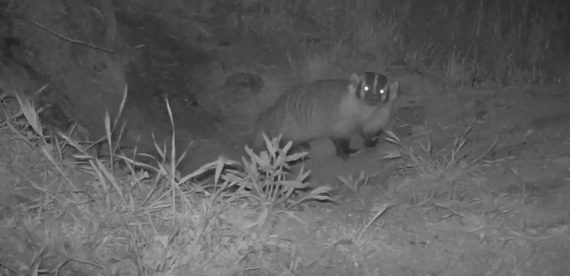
xmin=356 ymin=72 xmax=390 ymax=106
xmin=350 ymin=72 xmax=393 ymax=106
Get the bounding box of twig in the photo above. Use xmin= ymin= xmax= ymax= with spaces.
xmin=0 ymin=262 xmax=18 ymax=274
xmin=25 ymin=17 xmax=115 ymax=53
xmin=511 ymin=248 xmax=535 ymax=276
xmin=4 ymin=11 xmax=115 ymax=54
xmin=53 ymin=258 xmax=105 ymax=276
xmin=355 ymin=203 xmax=392 ymax=243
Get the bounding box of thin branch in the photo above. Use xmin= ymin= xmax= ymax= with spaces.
xmin=1 ymin=11 xmax=115 ymax=54
xmin=23 ymin=16 xmax=115 ymax=53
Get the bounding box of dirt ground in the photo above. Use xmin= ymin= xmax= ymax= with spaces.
xmin=1 ymin=8 xmax=569 ymax=276
xmin=108 ymin=12 xmax=570 ymax=276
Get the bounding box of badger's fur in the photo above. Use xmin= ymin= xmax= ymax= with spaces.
xmin=250 ymin=72 xmax=399 ymax=160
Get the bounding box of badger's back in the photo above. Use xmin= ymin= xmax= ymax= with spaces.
xmin=251 ymin=79 xmax=359 ymax=150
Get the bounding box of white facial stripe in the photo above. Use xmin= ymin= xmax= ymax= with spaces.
xmin=373 ymin=74 xmax=378 ymax=95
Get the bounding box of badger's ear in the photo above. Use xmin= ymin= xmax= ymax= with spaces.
xmin=389 ymin=79 xmax=400 ymax=97
xmin=348 ymin=73 xmax=360 ymax=95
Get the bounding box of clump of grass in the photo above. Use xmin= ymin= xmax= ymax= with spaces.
xmin=240 ymin=133 xmax=335 ymax=210
xmin=0 ymin=85 xmax=334 ymax=276
xmin=337 ymin=170 xmax=374 ymax=194
xmin=383 ymin=120 xmax=497 ymax=178
xmin=444 ymin=49 xmax=477 ymax=86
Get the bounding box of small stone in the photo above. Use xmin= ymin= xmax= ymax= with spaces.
xmin=224 ymin=72 xmax=264 ymax=94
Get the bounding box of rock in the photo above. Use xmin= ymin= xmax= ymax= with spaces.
xmin=224 ymin=72 xmax=264 ymax=95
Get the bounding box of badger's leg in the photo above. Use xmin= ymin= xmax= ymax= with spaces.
xmin=297 ymin=142 xmax=312 ymax=152
xmin=330 ymin=137 xmax=359 ymax=160
xmin=361 ymin=129 xmax=384 ymax=149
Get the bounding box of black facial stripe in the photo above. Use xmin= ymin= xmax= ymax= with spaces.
xmin=377 ymin=75 xmax=390 ymax=103
xmin=364 ymin=72 xmax=375 ymax=82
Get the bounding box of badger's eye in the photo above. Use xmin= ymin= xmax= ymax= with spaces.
xmin=364 ymin=86 xmax=369 ymax=91
xmin=380 ymin=89 xmax=385 ymax=94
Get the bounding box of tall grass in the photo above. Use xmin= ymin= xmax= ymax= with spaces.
xmin=236 ymin=0 xmax=569 ymax=86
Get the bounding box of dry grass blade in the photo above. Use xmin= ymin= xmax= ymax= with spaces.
xmin=284 ymin=185 xmax=336 ymax=211
xmin=470 ymin=135 xmax=499 ymax=165
xmin=178 ymin=158 xmax=228 ymax=183
xmin=384 ymin=129 xmax=401 ymax=144
xmin=355 ymin=203 xmax=392 ymax=243
xmin=103 ymin=111 xmax=114 ymax=169
xmin=380 ymin=149 xmax=402 ymax=160
xmin=13 ymin=84 xmax=48 ymax=135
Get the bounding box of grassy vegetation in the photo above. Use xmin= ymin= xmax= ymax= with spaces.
xmin=0 ymin=85 xmax=538 ymax=275
xmin=240 ymin=0 xmax=568 ymax=86
xmin=0 ymin=89 xmax=339 ymax=275
xmin=0 ymin=87 xmax=505 ymax=275
xmin=381 ymin=121 xmax=498 ymax=179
